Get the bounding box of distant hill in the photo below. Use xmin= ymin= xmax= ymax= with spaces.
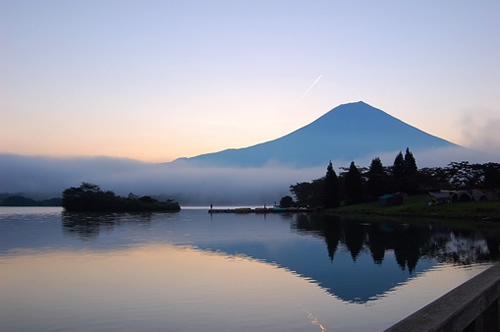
xmin=175 ymin=101 xmax=460 ymax=168
xmin=0 ymin=195 xmax=61 ymax=206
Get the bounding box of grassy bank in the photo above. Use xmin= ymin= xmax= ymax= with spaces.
xmin=330 ymin=194 xmax=500 ymax=222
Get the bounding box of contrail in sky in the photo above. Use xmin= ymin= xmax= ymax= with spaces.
xmin=296 ymin=74 xmax=323 ymax=103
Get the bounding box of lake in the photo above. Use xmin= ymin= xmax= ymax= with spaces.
xmin=1 ymin=207 xmax=498 ymax=331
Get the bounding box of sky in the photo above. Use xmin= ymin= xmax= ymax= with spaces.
xmin=1 ymin=0 xmax=499 ymax=163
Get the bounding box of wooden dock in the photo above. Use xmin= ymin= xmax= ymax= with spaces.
xmin=208 ymin=207 xmax=312 ymax=214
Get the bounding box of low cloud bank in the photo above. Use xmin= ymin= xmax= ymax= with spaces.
xmin=364 ymin=146 xmax=496 ymax=169
xmin=0 ymin=154 xmax=323 ymax=205
xmin=0 ymin=147 xmax=496 ymax=205
xmin=460 ymin=111 xmax=500 ymax=157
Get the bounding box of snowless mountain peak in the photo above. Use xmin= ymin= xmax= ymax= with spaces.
xmin=177 ymin=101 xmax=461 ymax=168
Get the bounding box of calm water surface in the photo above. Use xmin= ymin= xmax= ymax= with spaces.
xmin=1 ymin=207 xmax=499 ymax=331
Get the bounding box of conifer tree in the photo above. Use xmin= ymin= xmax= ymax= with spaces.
xmin=324 ymin=161 xmax=340 ymax=208
xmin=367 ymin=157 xmax=389 ymax=199
xmin=404 ymin=148 xmax=418 ymax=176
xmin=393 ymin=152 xmax=405 ymax=182
xmin=344 ymin=161 xmax=364 ymax=205
xmin=392 ymin=148 xmax=419 ymax=194
xmin=404 ymin=148 xmax=419 ymax=193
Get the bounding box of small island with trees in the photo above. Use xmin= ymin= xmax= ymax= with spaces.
xmin=62 ymin=182 xmax=180 ymax=212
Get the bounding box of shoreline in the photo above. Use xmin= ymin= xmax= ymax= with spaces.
xmin=326 ymin=194 xmax=500 ymax=223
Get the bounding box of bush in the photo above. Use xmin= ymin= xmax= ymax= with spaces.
xmin=280 ymin=195 xmax=294 ymax=208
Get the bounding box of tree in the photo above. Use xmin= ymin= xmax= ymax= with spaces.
xmin=324 ymin=161 xmax=340 ymax=208
xmin=445 ymin=161 xmax=480 ymax=189
xmin=62 ymin=182 xmax=180 ymax=212
xmin=419 ymin=167 xmax=451 ymax=191
xmin=366 ymin=157 xmax=390 ymax=199
xmin=391 ymin=148 xmax=419 ymax=194
xmin=64 ymin=183 xmax=122 ymax=211
xmin=444 ymin=161 xmax=500 ymax=189
xmin=404 ymin=148 xmax=418 ymax=176
xmin=279 ymin=195 xmax=294 ymax=208
xmin=62 ymin=182 xmax=108 ymax=211
xmin=482 ymin=163 xmax=500 ymax=189
xmin=392 ymin=151 xmax=405 ymax=191
xmin=290 ymin=182 xmax=313 ymax=207
xmin=344 ymin=161 xmax=364 ymax=205
xmin=404 ymin=148 xmax=419 ymax=193
xmin=290 ymin=178 xmax=325 ymax=208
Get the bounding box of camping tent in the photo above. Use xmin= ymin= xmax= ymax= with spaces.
xmin=450 ymin=189 xmax=487 ymax=202
xmin=378 ymin=193 xmax=403 ymax=207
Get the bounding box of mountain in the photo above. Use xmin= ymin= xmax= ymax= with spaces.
xmin=175 ymin=101 xmax=460 ymax=168
xmin=0 ymin=101 xmax=490 ymax=204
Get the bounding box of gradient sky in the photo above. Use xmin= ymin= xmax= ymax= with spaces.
xmin=1 ymin=1 xmax=499 ymax=162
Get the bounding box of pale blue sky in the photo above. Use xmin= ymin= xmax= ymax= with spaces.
xmin=1 ymin=0 xmax=499 ymax=162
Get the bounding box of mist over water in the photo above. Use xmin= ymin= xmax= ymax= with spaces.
xmin=0 ymin=146 xmax=495 ymax=204
xmin=0 ymin=154 xmax=322 ymax=204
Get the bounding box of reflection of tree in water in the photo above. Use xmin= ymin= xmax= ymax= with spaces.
xmin=62 ymin=212 xmax=154 ymax=241
xmin=323 ymin=218 xmax=342 ymax=262
xmin=294 ymin=214 xmax=342 ymax=262
xmin=291 ymin=214 xmax=500 ymax=271
xmin=367 ymin=224 xmax=387 ymax=264
xmin=344 ymin=221 xmax=365 ymax=261
xmin=391 ymin=226 xmax=427 ymax=272
xmin=424 ymin=229 xmax=496 ymax=265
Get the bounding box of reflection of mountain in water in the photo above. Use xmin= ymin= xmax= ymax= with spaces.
xmin=287 ymin=214 xmax=500 ymax=302
xmin=292 ymin=214 xmax=500 ymax=269
xmin=59 ymin=212 xmax=500 ymax=304
xmin=196 ymin=214 xmax=500 ymax=303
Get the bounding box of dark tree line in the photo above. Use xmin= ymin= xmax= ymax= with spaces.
xmin=285 ymin=148 xmax=500 ymax=208
xmin=62 ymin=182 xmax=180 ymax=212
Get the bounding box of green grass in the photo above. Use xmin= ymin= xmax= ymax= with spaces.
xmin=330 ymin=194 xmax=500 ymax=222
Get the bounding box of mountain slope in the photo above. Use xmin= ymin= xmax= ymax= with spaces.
xmin=176 ymin=101 xmax=459 ymax=168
